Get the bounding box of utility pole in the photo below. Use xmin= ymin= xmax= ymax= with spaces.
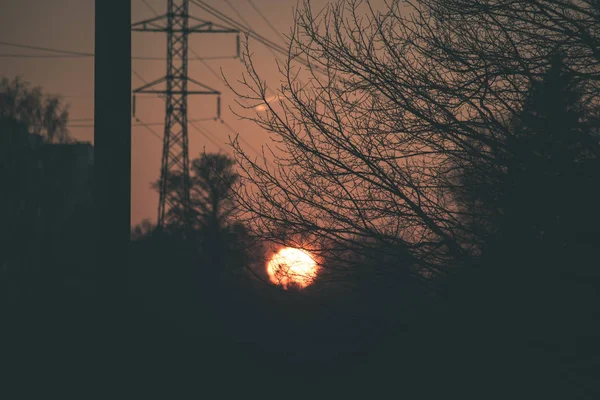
xmin=95 ymin=0 xmax=131 ymax=307
xmin=132 ymin=0 xmax=239 ymax=235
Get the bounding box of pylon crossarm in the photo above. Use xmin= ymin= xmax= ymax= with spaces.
xmin=133 ymin=76 xmax=168 ymax=93
xmin=187 ymin=77 xmax=221 ymax=94
xmin=187 ymin=15 xmax=240 ymax=33
xmin=188 ymin=24 xmax=239 ymax=34
xmin=131 ymin=15 xmax=169 ymax=31
xmin=133 ymin=0 xmax=238 ymax=232
xmin=136 ymin=89 xmax=219 ymax=95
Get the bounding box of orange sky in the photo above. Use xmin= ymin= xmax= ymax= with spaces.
xmin=0 ymin=0 xmax=385 ymax=226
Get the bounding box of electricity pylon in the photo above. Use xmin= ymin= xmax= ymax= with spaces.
xmin=132 ymin=0 xmax=238 ymax=235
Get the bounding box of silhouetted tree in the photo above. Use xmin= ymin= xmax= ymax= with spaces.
xmin=153 ymin=154 xmax=237 ymax=229
xmin=436 ymin=55 xmax=600 ymax=395
xmin=449 ymin=54 xmax=600 ymax=298
xmin=151 ymin=153 xmax=259 ymax=275
xmin=1 ymin=77 xmax=79 ymax=304
xmin=0 ymin=118 xmax=43 ymax=286
xmin=227 ymin=3 xmax=600 ymax=392
xmin=191 ymin=153 xmax=240 ymax=271
xmin=131 ymin=218 xmax=156 ymax=241
xmin=191 ymin=153 xmax=237 ymax=226
xmin=454 ymin=55 xmax=600 ymax=251
xmin=229 ymin=0 xmax=600 ymax=285
xmin=0 ymin=76 xmax=71 ymax=144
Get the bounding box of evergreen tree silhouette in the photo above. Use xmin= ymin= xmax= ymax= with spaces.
xmin=455 ymin=54 xmax=600 ymax=261
xmin=448 ymin=55 xmax=600 ymax=389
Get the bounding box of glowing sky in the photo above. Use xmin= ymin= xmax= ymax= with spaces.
xmin=0 ymin=0 xmax=386 ymax=227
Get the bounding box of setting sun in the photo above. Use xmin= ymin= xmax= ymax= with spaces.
xmin=267 ymin=247 xmax=318 ymax=289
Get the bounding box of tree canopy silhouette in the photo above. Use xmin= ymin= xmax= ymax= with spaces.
xmin=226 ymin=2 xmax=600 ymax=393
xmin=145 ymin=152 xmax=259 ymax=275
xmin=1 ymin=76 xmax=71 ymax=144
xmin=1 ymin=76 xmax=85 ymax=305
xmin=453 ymin=55 xmax=600 ymax=254
xmin=152 ymin=153 xmax=240 ymax=233
xmin=229 ymin=0 xmax=600 ymax=286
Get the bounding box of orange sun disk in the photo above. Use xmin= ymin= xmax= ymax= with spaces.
xmin=267 ymin=247 xmax=319 ymax=289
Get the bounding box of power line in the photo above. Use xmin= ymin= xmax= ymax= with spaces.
xmin=223 ymin=0 xmax=253 ymax=31
xmin=51 ymin=94 xmax=93 ymax=99
xmin=132 ymin=66 xmax=226 ymax=153
xmin=186 ymin=28 xmax=278 ymax=98
xmin=132 ymin=2 xmax=239 ymax=231
xmin=185 ymin=44 xmax=270 ymax=162
xmin=134 ymin=63 xmax=261 ymax=161
xmin=0 ymin=54 xmax=89 ymax=58
xmin=191 ymin=47 xmax=223 ymax=82
xmin=133 ymin=117 xmax=163 ymax=141
xmin=141 ymin=0 xmax=238 ymax=71
xmin=0 ymin=39 xmax=231 ymax=61
xmin=189 ymin=0 xmax=324 ymax=75
xmin=0 ymin=52 xmax=232 ymax=61
xmin=133 ymin=70 xmax=150 ymax=84
xmin=220 ymin=119 xmax=263 ymax=158
xmin=132 ymin=55 xmax=237 ymax=61
xmin=137 ymin=0 xmax=271 ymax=161
xmin=219 ymin=118 xmax=276 ymax=170
xmin=221 ymin=0 xmax=285 ymax=66
xmin=0 ymin=40 xmax=94 ymax=57
xmin=134 ymin=2 xmax=236 ymax=159
xmin=192 ymin=0 xmax=287 ymax=53
xmin=246 ymin=0 xmax=287 ymax=45
xmin=68 ymin=118 xmax=214 ymax=128
xmin=189 ymin=1 xmax=287 ymax=56
xmin=143 ymin=0 xmax=287 ymax=60
xmin=189 ymin=120 xmax=227 ymax=153
xmin=141 ymin=0 xmax=159 ymax=16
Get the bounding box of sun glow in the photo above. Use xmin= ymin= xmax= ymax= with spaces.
xmin=255 ymin=95 xmax=281 ymax=112
xmin=267 ymin=247 xmax=319 ymax=289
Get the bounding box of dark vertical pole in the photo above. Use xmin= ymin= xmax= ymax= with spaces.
xmin=94 ymin=1 xmax=131 ymax=316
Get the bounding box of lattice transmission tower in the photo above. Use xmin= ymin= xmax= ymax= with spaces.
xmin=132 ymin=0 xmax=239 ymax=234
